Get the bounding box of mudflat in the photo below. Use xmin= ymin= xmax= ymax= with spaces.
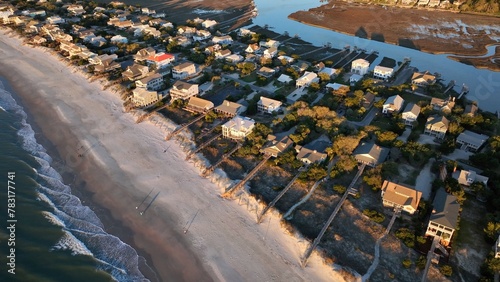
xmin=289 ymin=1 xmax=500 ymax=71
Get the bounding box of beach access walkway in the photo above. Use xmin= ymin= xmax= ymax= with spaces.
xmin=362 ymin=207 xmax=401 ymax=281
xmin=301 ymin=163 xmax=366 ymax=267
xmin=222 ymin=154 xmax=272 ymax=198
xmin=257 ymin=166 xmax=307 ymax=223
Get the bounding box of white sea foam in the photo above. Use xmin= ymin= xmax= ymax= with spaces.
xmin=52 ymin=230 xmax=94 ymax=256
xmin=1 ymin=86 xmax=149 ymax=282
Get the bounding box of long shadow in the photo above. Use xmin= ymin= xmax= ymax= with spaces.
xmin=355 ymin=26 xmax=368 ymax=39
xmin=371 ymin=33 xmax=385 ymax=43
xmin=398 ymin=38 xmax=420 ymax=51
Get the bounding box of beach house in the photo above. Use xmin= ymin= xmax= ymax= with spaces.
xmin=215 ymin=100 xmax=247 ymax=117
xmin=93 ymin=57 xmax=120 ymax=73
xmin=212 ymin=35 xmax=233 ymax=45
xmin=402 ymin=103 xmax=421 ymax=126
xmin=257 ymin=67 xmax=276 ymax=78
xmin=257 ymin=97 xmax=282 ymax=114
xmin=147 ymin=53 xmax=175 ymax=69
xmin=456 ymin=130 xmax=488 ymax=152
xmin=431 ymin=97 xmax=455 ymax=113
xmin=361 ymin=92 xmax=375 ymax=110
xmin=245 ymin=43 xmax=260 ymax=54
xmin=222 ymin=116 xmax=255 ymax=140
xmin=452 ymin=169 xmax=489 ymax=188
xmin=424 ymin=115 xmax=449 ymax=139
xmin=351 ymin=59 xmax=370 ymax=76
xmin=373 ymin=65 xmax=394 ymax=80
xmin=425 ymin=189 xmax=460 ymax=246
xmin=135 ymin=73 xmax=164 ymax=91
xmin=122 ymin=64 xmax=150 ymax=81
xmin=464 ymin=104 xmax=478 ymax=117
xmin=202 ymin=19 xmax=217 ymax=29
xmin=110 ymin=35 xmax=128 ymax=44
xmin=169 ymin=81 xmax=199 ymax=101
xmin=411 ymin=71 xmax=436 ymax=87
xmin=172 ymin=62 xmax=196 ymax=79
xmin=296 ymin=71 xmax=319 ymax=88
xmin=295 ymin=135 xmax=331 ymax=165
xmin=193 ymin=30 xmax=212 ymax=41
xmin=382 ymin=95 xmax=404 ymax=114
xmin=131 ymin=88 xmax=160 ymax=107
xmin=260 ymin=135 xmax=294 ymax=157
xmin=215 ymin=49 xmax=231 ymax=59
xmin=380 ymin=180 xmax=422 ymax=215
xmin=353 ymin=142 xmax=389 ymax=167
xmin=185 ymin=97 xmax=214 ymax=113
xmin=134 ymin=47 xmax=156 ymax=62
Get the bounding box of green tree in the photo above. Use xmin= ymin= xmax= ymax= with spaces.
xmin=439 ymin=265 xmax=453 ymax=277
xmin=300 ymin=164 xmax=327 ymax=182
xmin=483 ymin=221 xmax=500 ymax=241
xmin=237 ymin=62 xmax=256 ymax=76
xmin=376 ymin=131 xmax=398 ymax=146
xmin=308 ymin=82 xmax=321 ymax=93
xmin=402 ymin=259 xmax=412 ymax=269
xmin=333 ymin=185 xmax=346 ymax=194
xmin=318 ymin=72 xmax=331 ymax=82
xmin=490 ymin=135 xmax=500 ymax=152
xmin=487 ymin=257 xmax=500 ymax=273
xmin=363 ymin=166 xmax=382 ymax=190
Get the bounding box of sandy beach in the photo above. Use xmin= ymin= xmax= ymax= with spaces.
xmin=0 ymin=29 xmax=349 ymax=282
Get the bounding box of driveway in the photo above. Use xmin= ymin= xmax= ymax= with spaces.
xmin=348 ymin=107 xmax=377 ymax=127
xmin=397 ymin=128 xmax=411 ymax=143
xmin=415 ymin=159 xmax=434 ymax=200
xmin=417 ymin=134 xmax=438 ymax=145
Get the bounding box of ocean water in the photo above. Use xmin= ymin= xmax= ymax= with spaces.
xmin=0 ymin=79 xmax=149 ymax=282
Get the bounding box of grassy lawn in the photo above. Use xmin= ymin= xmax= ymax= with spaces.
xmin=275 ymin=84 xmax=295 ymax=96
xmin=241 ymin=72 xmax=257 ymax=83
xmin=453 ymin=198 xmax=489 ymax=252
xmin=371 ymin=115 xmax=394 ymax=131
xmin=400 ymin=92 xmax=431 ymax=105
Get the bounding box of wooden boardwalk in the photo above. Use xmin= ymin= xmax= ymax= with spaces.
xmin=222 ymin=154 xmax=271 ymax=198
xmin=256 ymin=167 xmax=305 ymax=224
xmin=202 ymin=142 xmax=242 ymax=177
xmin=165 ymin=112 xmax=208 ymax=140
xmin=300 ymin=163 xmax=366 ymax=267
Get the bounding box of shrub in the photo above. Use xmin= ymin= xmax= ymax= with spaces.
xmin=402 ymin=259 xmax=412 ymax=269
xmin=416 ymin=236 xmax=427 ymax=245
xmin=395 ymin=228 xmax=416 ymax=248
xmin=333 ymin=185 xmax=346 ymax=194
xmin=417 ymin=255 xmax=427 ymax=270
xmin=362 ymin=209 xmax=385 ymax=224
xmin=440 ymin=265 xmax=453 ymax=277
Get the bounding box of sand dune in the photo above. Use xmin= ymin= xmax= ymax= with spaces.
xmin=0 ymin=30 xmax=349 ymax=282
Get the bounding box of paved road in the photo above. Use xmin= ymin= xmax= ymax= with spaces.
xmin=348 ymin=107 xmax=378 ymax=127
xmin=221 ymin=73 xmax=273 ymax=95
xmin=415 ymin=159 xmax=434 ymax=200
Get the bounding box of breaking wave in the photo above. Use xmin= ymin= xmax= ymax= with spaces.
xmin=0 ymin=83 xmax=149 ymax=282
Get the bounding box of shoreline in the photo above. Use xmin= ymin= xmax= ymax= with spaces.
xmin=0 ymin=75 xmax=159 ymax=281
xmin=0 ymin=29 xmax=348 ymax=282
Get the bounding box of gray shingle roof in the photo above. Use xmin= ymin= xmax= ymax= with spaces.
xmin=353 ymin=142 xmax=389 ymax=166
xmin=429 ymin=189 xmax=460 ymax=229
